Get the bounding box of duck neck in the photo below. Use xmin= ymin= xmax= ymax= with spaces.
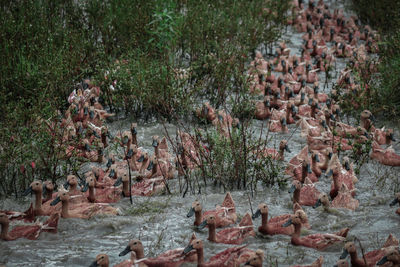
xmin=97 ymin=150 xmax=103 ymax=163
xmin=278 ymin=148 xmax=285 ymax=160
xmin=293 ymin=222 xmax=302 ymax=237
xmin=194 ymin=210 xmax=202 ymax=226
xmin=61 ymin=199 xmax=69 ymax=218
xmin=140 ymin=159 xmax=148 ymax=173
xmin=122 ymin=180 xmax=129 ymax=197
xmin=196 ymin=247 xmax=204 ymax=266
xmin=132 ymin=134 xmax=137 ymax=146
xmin=70 ymin=184 xmax=77 ymax=192
xmin=154 ymin=146 xmax=160 ymax=158
xmin=88 ymin=186 xmax=95 ymax=202
xmin=332 ymin=172 xmax=339 ymax=189
xmin=208 ymin=223 xmax=216 ymax=242
xmin=34 ymin=190 xmax=43 ymax=212
xmin=0 ymin=221 xmax=9 ymax=240
xmin=301 ymin=167 xmax=307 ymax=183
xmin=349 ymin=250 xmax=360 ymax=263
xmin=261 ymin=212 xmax=269 ymax=229
xmin=134 ymin=247 xmax=145 ymax=260
xmin=44 ymin=189 xmax=54 ymax=202
xmin=101 ymin=133 xmax=108 ymax=148
xmin=293 ymin=188 xmax=300 ymax=203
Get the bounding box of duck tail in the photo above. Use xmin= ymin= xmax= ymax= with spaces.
xmin=383 ymin=234 xmax=399 ymax=248
xmin=335 ymin=227 xmax=349 ymax=238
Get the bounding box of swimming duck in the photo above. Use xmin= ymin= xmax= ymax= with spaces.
xmin=89 ymin=254 xmax=109 ymax=267
xmin=390 ymin=193 xmax=400 ymax=215
xmin=152 ymin=135 xmax=171 ymax=160
xmin=81 ymin=176 xmax=121 ymax=203
xmin=291 ymin=256 xmax=323 ymax=267
xmin=340 ymin=235 xmax=399 ymax=267
xmin=314 ymin=188 xmax=358 ymax=211
xmin=259 ymin=139 xmax=291 ymax=161
xmin=63 ymin=174 xmax=84 ymax=196
xmin=377 ymin=247 xmax=400 ymax=266
xmin=0 ymin=212 xmax=59 ymax=241
xmin=183 ymin=238 xmax=254 ymax=267
xmin=373 ymin=127 xmax=395 ymax=146
xmin=252 ymin=203 xmax=294 ymax=236
xmin=282 ymin=210 xmax=349 ymax=250
xmin=370 ymin=141 xmax=400 ymax=167
xmin=198 ymin=213 xmax=255 ymax=245
xmin=289 ymin=178 xmax=320 ymax=206
xmin=113 ymin=172 xmax=165 ymax=197
xmin=42 ymin=180 xmax=57 ymax=204
xmin=255 ymin=96 xmax=272 ymax=120
xmin=118 ymin=234 xmax=197 ymax=267
xmin=269 ymin=117 xmax=289 ymax=133
xmin=187 ymin=192 xmax=237 ymax=228
xmin=50 ymin=189 xmax=118 ymax=219
xmin=23 ymin=180 xmax=50 ymax=216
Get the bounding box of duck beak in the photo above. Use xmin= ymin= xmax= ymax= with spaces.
xmin=344 ymin=161 xmax=350 ymax=171
xmin=202 ymin=105 xmax=208 ymax=116
xmin=315 ymin=154 xmax=320 ymax=162
xmin=288 ymin=184 xmax=296 ymax=193
xmin=122 ymin=136 xmax=129 ymax=145
xmin=137 ymin=155 xmax=144 ymax=162
xmin=126 ymin=149 xmax=133 ymax=159
xmin=187 ymin=207 xmax=195 ymax=218
xmin=308 ymin=98 xmax=313 ymax=105
xmin=119 ymin=245 xmax=131 ymax=256
xmin=147 ymin=161 xmax=154 ymax=171
xmin=328 ymin=152 xmax=333 ymax=159
xmin=276 ymin=93 xmax=281 ymax=99
xmin=78 ymin=126 xmax=83 ymax=135
xmin=307 ymin=163 xmax=312 ymax=173
xmin=84 ymin=107 xmax=88 ymax=116
xmin=89 ymin=110 xmax=95 ymax=119
xmin=282 ymin=218 xmax=292 ymax=227
xmin=93 ymin=131 xmax=100 ymax=138
xmin=252 ymin=209 xmax=262 ymax=219
xmin=50 ymin=196 xmax=61 ymax=206
xmin=106 ymin=158 xmax=112 ymax=169
xmin=389 ymin=133 xmax=395 ymax=141
xmin=326 ymin=169 xmax=333 ymax=178
xmin=113 ymin=177 xmax=123 ymax=187
xmin=313 ymin=199 xmax=322 ymax=209
xmin=198 ymin=219 xmax=207 ymax=229
xmin=85 ymin=143 xmax=91 ymax=152
xmin=131 ymin=127 xmax=137 ymax=135
xmin=340 ymin=249 xmax=349 ymax=259
xmin=109 ymin=169 xmax=115 ymax=178
xmin=285 ymin=145 xmax=291 ymax=153
xmin=89 ymin=261 xmax=99 ymax=267
xmin=81 ymin=182 xmax=89 ymax=192
xmin=22 ymin=186 xmax=33 ymax=196
xmin=152 ymin=139 xmax=158 ymax=147
xmin=281 ymin=118 xmax=287 ymax=126
xmin=183 ymin=244 xmax=194 ymax=254
xmin=376 ymin=256 xmax=388 ymax=265
xmin=390 ymin=198 xmax=399 ymax=206
xmin=64 ymin=181 xmax=70 ymax=189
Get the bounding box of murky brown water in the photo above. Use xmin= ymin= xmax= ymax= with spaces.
xmin=1 ymin=0 xmax=400 ymax=266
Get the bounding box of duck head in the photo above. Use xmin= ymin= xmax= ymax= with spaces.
xmin=64 ymin=175 xmax=78 ymax=189
xmin=360 ymin=110 xmax=374 ymax=121
xmin=311 ymin=152 xmax=320 ymax=163
xmin=313 ymin=193 xmax=330 ymax=209
xmin=0 ymin=213 xmax=9 ymax=225
xmin=51 ymin=189 xmax=70 ymax=206
xmin=89 ymin=254 xmax=109 ymax=267
xmin=137 ymin=152 xmax=148 ymax=163
xmin=288 ymin=180 xmax=302 ymax=194
xmin=23 ymin=180 xmax=43 ymax=196
xmin=252 ymin=203 xmax=268 ymax=219
xmin=282 ymin=210 xmax=306 ymax=227
xmin=279 ymin=140 xmax=291 ymax=153
xmin=390 ymin=193 xmax=400 ymax=206
xmin=43 ymin=180 xmax=54 ymax=196
xmin=245 ymin=249 xmax=264 ymax=267
xmin=81 ymin=176 xmax=95 ymax=192
xmin=340 ymin=242 xmax=357 ymax=259
xmin=119 ymin=239 xmax=143 ymax=257
xmin=377 ymin=247 xmax=400 ymax=265
xmin=198 ymin=215 xmax=215 ymax=229
xmin=122 ymin=132 xmax=130 ymax=145
xmin=152 ymin=135 xmax=159 ymax=148
xmin=334 ymin=259 xmax=349 ymax=267
xmin=130 ymin=123 xmax=137 ymax=135
xmin=183 ymin=239 xmax=203 ymax=254
xmin=187 ymin=201 xmax=202 ymax=218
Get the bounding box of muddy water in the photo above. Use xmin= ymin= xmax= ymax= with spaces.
xmin=1 ymin=1 xmax=400 ymax=266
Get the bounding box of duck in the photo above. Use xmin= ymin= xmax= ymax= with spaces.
xmin=370 ymin=141 xmax=400 ymax=166
xmin=373 ymin=127 xmax=395 ymax=146
xmin=81 ymin=176 xmax=121 ymax=203
xmin=50 ymin=189 xmax=118 ymax=219
xmin=252 ymin=203 xmax=295 ymax=236
xmin=152 ymin=135 xmax=171 ymax=160
xmin=390 ymin=193 xmax=400 ymax=215
xmin=290 ymin=256 xmax=324 ymax=267
xmin=183 ymin=238 xmax=254 ymax=267
xmin=146 ymin=156 xmax=175 ymax=180
xmin=259 ymin=139 xmax=291 ymax=161
xmin=255 ymin=96 xmax=272 ymax=120
xmin=23 ymin=180 xmax=51 ymax=216
xmin=117 ymin=234 xmax=197 ymax=267
xmin=292 ymin=158 xmax=319 ymax=183
xmin=269 ymin=117 xmax=289 ymax=133
xmin=42 ymin=180 xmax=56 ymax=204
xmin=63 ymin=174 xmax=84 ymax=196
xmin=340 ymin=235 xmax=399 ymax=267
xmin=113 ymin=172 xmax=165 ymax=197
xmin=196 ymin=102 xmax=216 ymax=123
xmin=0 ymin=212 xmax=59 ymax=241
xmin=198 ymin=213 xmax=255 ymax=245
xmin=314 ymin=187 xmax=358 ymax=211
xmin=89 ymin=254 xmax=109 ymax=267
xmin=186 ymin=192 xmax=237 ymax=228
xmin=377 ymin=247 xmax=400 ymax=266
xmin=282 ymin=210 xmax=349 ymax=250
xmin=326 ymin=157 xmax=355 ymax=199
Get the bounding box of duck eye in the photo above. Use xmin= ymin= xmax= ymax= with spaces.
xmin=133 ymin=242 xmax=137 ymax=245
